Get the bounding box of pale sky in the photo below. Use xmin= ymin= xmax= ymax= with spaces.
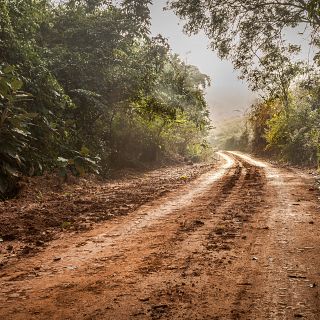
xmin=150 ymin=1 xmax=257 ymax=123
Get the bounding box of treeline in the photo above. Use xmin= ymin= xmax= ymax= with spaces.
xmin=214 ymin=44 xmax=320 ymax=166
xmin=217 ymin=79 xmax=320 ymax=167
xmin=248 ymin=79 xmax=320 ymax=166
xmin=170 ymin=0 xmax=320 ymax=167
xmin=0 ymin=0 xmax=211 ymax=197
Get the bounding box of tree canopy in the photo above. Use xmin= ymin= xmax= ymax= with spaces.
xmin=169 ymin=0 xmax=320 ymax=81
xmin=0 ymin=0 xmax=212 ymax=198
xmin=171 ymin=0 xmax=319 ymax=165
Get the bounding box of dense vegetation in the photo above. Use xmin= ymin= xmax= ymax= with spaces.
xmin=0 ymin=0 xmax=211 ymax=198
xmin=171 ymin=0 xmax=320 ymax=166
xmin=248 ymin=78 xmax=320 ymax=165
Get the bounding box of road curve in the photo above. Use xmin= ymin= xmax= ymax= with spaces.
xmin=0 ymin=152 xmax=319 ymax=320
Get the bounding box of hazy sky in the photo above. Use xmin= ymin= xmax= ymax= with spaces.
xmin=150 ymin=1 xmax=256 ymax=122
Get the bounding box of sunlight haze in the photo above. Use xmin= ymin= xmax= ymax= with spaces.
xmin=150 ymin=1 xmax=257 ymax=122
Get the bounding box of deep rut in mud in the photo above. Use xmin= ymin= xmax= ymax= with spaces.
xmin=0 ymin=152 xmax=319 ymax=320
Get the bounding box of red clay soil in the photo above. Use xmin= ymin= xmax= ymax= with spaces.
xmin=0 ymin=152 xmax=319 ymax=319
xmin=0 ymin=163 xmax=214 ymax=266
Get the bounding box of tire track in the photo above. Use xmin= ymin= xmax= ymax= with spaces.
xmin=228 ymin=152 xmax=320 ymax=320
xmin=137 ymin=153 xmax=267 ymax=320
xmin=0 ymin=152 xmax=319 ymax=320
xmin=0 ymin=153 xmax=236 ymax=319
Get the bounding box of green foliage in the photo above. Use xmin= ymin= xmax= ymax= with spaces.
xmin=57 ymin=146 xmax=100 ymax=179
xmin=248 ymin=99 xmax=278 ymax=155
xmin=248 ymin=84 xmax=320 ymax=166
xmin=0 ymin=65 xmax=34 ymax=196
xmin=265 ymin=88 xmax=320 ymax=165
xmin=170 ymin=0 xmax=320 ymax=166
xmin=0 ymin=0 xmax=211 ymax=197
xmin=169 ymin=0 xmax=320 ymax=84
xmin=306 ymin=0 xmax=320 ymax=26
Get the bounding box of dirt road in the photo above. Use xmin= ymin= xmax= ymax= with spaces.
xmin=0 ymin=152 xmax=319 ymax=319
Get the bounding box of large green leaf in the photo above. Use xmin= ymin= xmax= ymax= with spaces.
xmin=10 ymin=78 xmax=23 ymax=91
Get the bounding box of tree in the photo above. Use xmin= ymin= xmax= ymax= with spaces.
xmin=0 ymin=65 xmax=34 ymax=197
xmin=0 ymin=0 xmax=212 ymax=198
xmin=245 ymin=42 xmax=304 ymax=110
xmin=169 ymin=0 xmax=320 ymax=80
